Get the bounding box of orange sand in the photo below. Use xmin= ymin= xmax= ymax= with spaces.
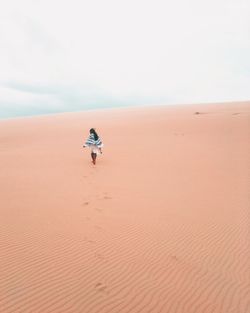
xmin=0 ymin=102 xmax=249 ymax=313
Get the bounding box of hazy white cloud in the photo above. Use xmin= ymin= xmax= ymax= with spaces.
xmin=0 ymin=0 xmax=249 ymax=118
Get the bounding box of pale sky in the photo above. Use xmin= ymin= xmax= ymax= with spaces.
xmin=0 ymin=0 xmax=249 ymax=118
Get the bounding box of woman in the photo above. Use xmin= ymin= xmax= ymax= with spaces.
xmin=83 ymin=128 xmax=103 ymax=164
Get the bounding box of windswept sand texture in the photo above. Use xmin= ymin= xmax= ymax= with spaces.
xmin=0 ymin=102 xmax=249 ymax=313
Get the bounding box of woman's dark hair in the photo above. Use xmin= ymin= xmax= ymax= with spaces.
xmin=90 ymin=128 xmax=99 ymax=141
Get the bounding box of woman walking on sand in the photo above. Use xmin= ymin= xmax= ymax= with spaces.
xmin=83 ymin=128 xmax=103 ymax=165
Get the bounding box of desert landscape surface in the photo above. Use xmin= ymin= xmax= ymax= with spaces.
xmin=0 ymin=102 xmax=249 ymax=313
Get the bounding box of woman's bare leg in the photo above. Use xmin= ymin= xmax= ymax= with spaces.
xmin=91 ymin=152 xmax=97 ymax=164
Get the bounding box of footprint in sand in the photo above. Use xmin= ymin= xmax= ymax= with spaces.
xmin=94 ymin=225 xmax=103 ymax=230
xmin=83 ymin=237 xmax=96 ymax=244
xmin=103 ymin=196 xmax=112 ymax=200
xmin=97 ymin=195 xmax=112 ymax=200
xmin=194 ymin=112 xmax=207 ymax=115
xmin=169 ymin=255 xmax=178 ymax=262
xmin=95 ymin=282 xmax=108 ymax=294
xmin=95 ymin=252 xmax=103 ymax=258
xmin=87 ymin=240 xmax=96 ymax=244
xmin=95 ymin=207 xmax=102 ymax=212
xmin=174 ymin=133 xmax=185 ymax=136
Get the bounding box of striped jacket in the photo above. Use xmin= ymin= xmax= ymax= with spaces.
xmin=84 ymin=133 xmax=103 ymax=147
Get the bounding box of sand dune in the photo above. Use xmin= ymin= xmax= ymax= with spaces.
xmin=0 ymin=102 xmax=249 ymax=313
